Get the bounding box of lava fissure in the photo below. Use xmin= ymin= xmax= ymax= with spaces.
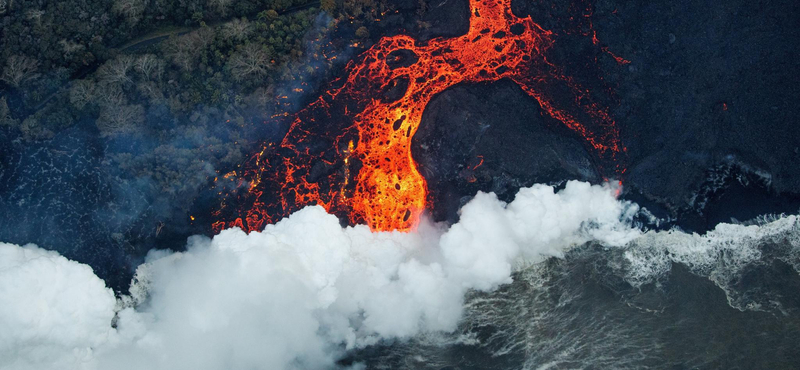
xmin=217 ymin=0 xmax=626 ymax=233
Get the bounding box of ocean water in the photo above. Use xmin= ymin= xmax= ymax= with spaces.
xmin=345 ymin=216 xmax=800 ymax=369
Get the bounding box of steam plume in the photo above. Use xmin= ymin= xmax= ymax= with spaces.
xmin=1 ymin=181 xmax=639 ymax=369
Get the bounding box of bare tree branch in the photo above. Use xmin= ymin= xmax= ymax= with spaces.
xmin=97 ymin=104 xmax=144 ymax=136
xmin=222 ymin=18 xmax=251 ymax=41
xmin=1 ymin=55 xmax=40 ymax=88
xmin=135 ymin=54 xmax=165 ymax=81
xmin=228 ymin=43 xmax=272 ymax=82
xmin=112 ymin=0 xmax=148 ymax=25
xmin=163 ymin=29 xmax=214 ymax=71
xmin=69 ymin=79 xmax=96 ymax=109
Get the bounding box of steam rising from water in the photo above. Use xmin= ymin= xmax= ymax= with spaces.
xmin=1 ymin=181 xmax=797 ymax=369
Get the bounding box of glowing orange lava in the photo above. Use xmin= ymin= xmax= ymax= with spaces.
xmin=217 ymin=0 xmax=625 ymax=233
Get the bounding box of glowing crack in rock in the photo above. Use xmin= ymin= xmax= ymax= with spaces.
xmin=217 ymin=0 xmax=625 ymax=233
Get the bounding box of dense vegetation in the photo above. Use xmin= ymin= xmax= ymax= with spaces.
xmin=0 ymin=0 xmax=417 ymax=220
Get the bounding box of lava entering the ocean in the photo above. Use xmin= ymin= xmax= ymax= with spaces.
xmin=215 ymin=0 xmax=626 ymax=233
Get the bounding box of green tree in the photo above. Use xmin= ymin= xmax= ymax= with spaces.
xmin=355 ymin=26 xmax=370 ymax=39
xmin=258 ymin=9 xmax=279 ymax=21
xmin=321 ymin=0 xmax=336 ymax=13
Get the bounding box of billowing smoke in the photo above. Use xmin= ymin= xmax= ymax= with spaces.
xmin=2 ymin=181 xmax=643 ymax=369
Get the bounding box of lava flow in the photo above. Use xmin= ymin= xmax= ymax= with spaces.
xmin=216 ymin=0 xmax=625 ymax=233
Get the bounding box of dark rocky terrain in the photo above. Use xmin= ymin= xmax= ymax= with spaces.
xmin=414 ymin=80 xmax=600 ymax=223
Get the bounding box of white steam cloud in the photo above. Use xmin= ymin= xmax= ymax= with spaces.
xmin=1 ymin=181 xmax=640 ymax=369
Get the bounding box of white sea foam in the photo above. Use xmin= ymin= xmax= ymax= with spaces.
xmin=622 ymin=215 xmax=799 ymax=310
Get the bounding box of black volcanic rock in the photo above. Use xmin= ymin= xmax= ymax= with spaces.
xmin=589 ymin=0 xmax=800 ymax=211
xmin=413 ymin=80 xmax=599 ymax=223
xmin=419 ymin=0 xmax=471 ymax=40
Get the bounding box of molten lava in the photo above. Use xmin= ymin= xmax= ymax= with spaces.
xmin=217 ymin=0 xmax=625 ymax=233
